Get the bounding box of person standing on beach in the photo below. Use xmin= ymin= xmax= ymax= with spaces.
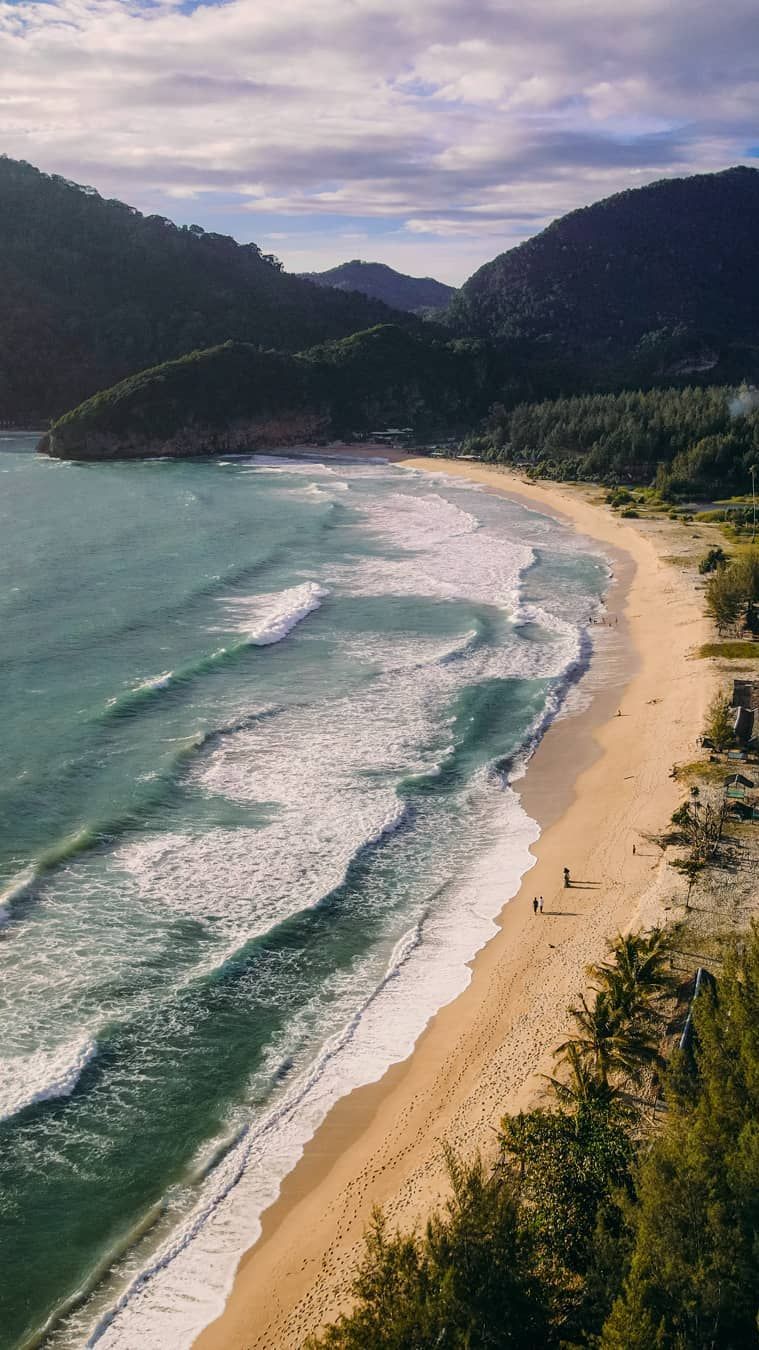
xmin=532 ymin=897 xmax=539 ymax=914
xmin=538 ymin=896 xmax=544 ymax=914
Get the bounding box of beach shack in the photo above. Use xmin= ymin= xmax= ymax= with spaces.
xmin=730 ymin=680 xmax=759 ymax=750
xmin=724 ymin=770 xmax=759 ymax=821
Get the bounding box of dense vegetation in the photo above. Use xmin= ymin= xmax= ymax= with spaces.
xmin=464 ymin=384 xmax=759 ymax=494
xmin=0 ymin=157 xmax=408 ymax=422
xmin=309 ymin=924 xmax=759 ymax=1349
xmin=299 ymin=261 xmax=456 ymax=315
xmin=42 ymin=326 xmax=496 ymax=459
xmin=10 ymin=157 xmax=759 ymax=429
xmin=704 ymin=551 xmax=759 ymax=635
xmin=449 ymin=167 xmax=759 ymax=390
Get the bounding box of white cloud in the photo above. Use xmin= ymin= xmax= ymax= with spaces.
xmin=0 ymin=0 xmax=758 ymax=280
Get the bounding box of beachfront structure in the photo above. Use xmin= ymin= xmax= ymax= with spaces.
xmin=731 ymin=680 xmax=759 ymax=747
xmin=369 ymin=427 xmax=414 ymax=445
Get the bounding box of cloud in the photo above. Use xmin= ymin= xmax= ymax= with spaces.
xmin=1 ymin=0 xmax=758 ymax=280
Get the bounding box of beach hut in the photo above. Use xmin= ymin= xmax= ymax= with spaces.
xmin=724 ymin=773 xmax=755 ymax=789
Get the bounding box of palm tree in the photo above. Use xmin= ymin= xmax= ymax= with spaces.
xmin=588 ymin=928 xmax=672 ymax=1022
xmin=555 ymin=990 xmax=660 ymax=1088
xmin=543 ymin=1042 xmax=616 ymax=1110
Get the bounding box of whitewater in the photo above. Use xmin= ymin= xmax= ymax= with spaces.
xmin=0 ymin=439 xmax=609 ymax=1350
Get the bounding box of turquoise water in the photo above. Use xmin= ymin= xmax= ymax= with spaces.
xmin=0 ymin=438 xmax=606 ymax=1349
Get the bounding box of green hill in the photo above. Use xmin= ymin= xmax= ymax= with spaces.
xmin=40 ymin=326 xmax=495 ymax=460
xmin=0 ymin=157 xmax=408 ymax=423
xmin=298 ymin=260 xmax=455 ymax=315
xmin=450 ymin=166 xmax=759 ymax=389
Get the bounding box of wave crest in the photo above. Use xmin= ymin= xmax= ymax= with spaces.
xmin=0 ymin=1037 xmax=97 ymax=1123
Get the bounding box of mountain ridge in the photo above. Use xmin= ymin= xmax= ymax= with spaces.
xmin=0 ymin=157 xmax=410 ymax=422
xmin=449 ymin=164 xmax=759 ymax=386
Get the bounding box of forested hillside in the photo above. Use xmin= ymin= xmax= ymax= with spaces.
xmin=466 ymin=385 xmax=759 ymax=494
xmin=299 ymin=260 xmax=455 ymax=314
xmin=41 ymin=326 xmax=495 ymax=460
xmin=0 ymin=157 xmax=406 ymax=422
xmin=450 ymin=167 xmax=759 ymax=389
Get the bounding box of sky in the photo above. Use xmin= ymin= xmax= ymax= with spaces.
xmin=1 ymin=0 xmax=758 ymax=284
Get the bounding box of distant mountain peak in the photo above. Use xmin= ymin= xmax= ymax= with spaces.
xmin=298 ymin=260 xmax=456 ymax=315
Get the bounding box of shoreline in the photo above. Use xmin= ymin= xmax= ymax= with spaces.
xmin=194 ymin=462 xmax=711 ymax=1350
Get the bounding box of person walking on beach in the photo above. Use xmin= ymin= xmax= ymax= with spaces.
xmin=538 ymin=896 xmax=544 ymax=914
xmin=532 ymin=897 xmax=539 ymax=915
xmin=563 ymin=867 xmax=570 ymax=888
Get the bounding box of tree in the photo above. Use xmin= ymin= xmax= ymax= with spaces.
xmin=669 ymin=852 xmax=703 ymax=907
xmin=307 ymin=1149 xmax=548 ymax=1348
xmin=601 ymin=925 xmax=759 ymax=1350
xmin=588 ymin=928 xmax=672 ymax=1025
xmin=499 ymin=1101 xmax=634 ymax=1337
xmin=544 ymin=1041 xmax=616 ymax=1110
xmin=555 ymin=990 xmax=660 ymax=1089
xmin=732 ymin=548 xmax=759 ymax=603
xmin=703 ymin=690 xmax=734 ymax=751
xmin=705 ymin=566 xmax=743 ymax=632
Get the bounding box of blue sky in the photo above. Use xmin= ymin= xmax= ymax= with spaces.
xmin=1 ymin=0 xmax=758 ymax=283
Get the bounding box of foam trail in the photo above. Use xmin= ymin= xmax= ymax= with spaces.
xmin=0 ymin=1037 xmax=97 ymax=1123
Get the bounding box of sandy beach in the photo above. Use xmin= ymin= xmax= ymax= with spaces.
xmin=195 ymin=461 xmax=713 ymax=1350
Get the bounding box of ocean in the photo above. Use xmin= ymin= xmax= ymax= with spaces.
xmin=0 ymin=436 xmax=609 ymax=1349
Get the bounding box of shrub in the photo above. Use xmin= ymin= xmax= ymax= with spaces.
xmin=698 ymin=546 xmax=728 ymax=574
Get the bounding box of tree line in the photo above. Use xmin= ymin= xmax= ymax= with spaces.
xmin=308 ymin=924 xmax=759 ymax=1349
xmin=463 ymin=385 xmax=759 ymax=494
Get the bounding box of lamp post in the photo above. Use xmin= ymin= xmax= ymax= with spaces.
xmin=751 ymin=464 xmax=757 ymax=543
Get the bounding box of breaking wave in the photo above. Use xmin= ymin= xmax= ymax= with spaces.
xmin=0 ymin=1037 xmax=97 ymax=1124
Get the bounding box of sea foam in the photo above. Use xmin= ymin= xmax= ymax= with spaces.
xmin=0 ymin=1036 xmax=97 ymax=1123
xmin=88 ymin=784 xmax=539 ymax=1350
xmin=27 ymin=466 xmax=607 ymax=1350
xmin=239 ymin=580 xmax=328 ymax=645
xmin=83 ymin=487 xmax=595 ymax=1349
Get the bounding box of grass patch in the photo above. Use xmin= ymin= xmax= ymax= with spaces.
xmin=672 ymin=759 xmax=733 ymax=784
xmin=697 ymin=641 xmax=759 ymax=660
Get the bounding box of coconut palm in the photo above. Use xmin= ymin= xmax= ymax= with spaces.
xmin=543 ymin=1042 xmax=616 ymax=1110
xmin=588 ymin=927 xmax=672 ymax=1023
xmin=555 ymin=990 xmax=660 ymax=1088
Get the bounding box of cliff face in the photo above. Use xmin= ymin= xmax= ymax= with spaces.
xmin=42 ymin=412 xmax=329 ymax=461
